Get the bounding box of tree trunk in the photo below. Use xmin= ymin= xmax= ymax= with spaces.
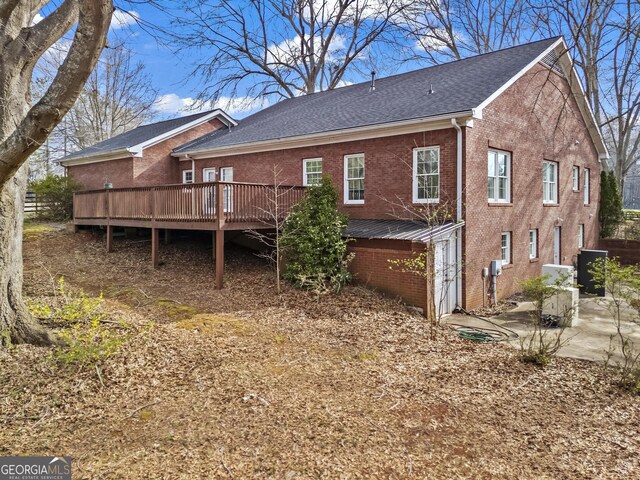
xmin=0 ymin=163 xmax=56 ymax=346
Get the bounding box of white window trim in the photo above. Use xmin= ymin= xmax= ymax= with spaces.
xmin=302 ymin=158 xmax=323 ymax=186
xmin=344 ymin=154 xmax=365 ymax=205
xmin=202 ymin=167 xmax=216 ymax=182
xmin=182 ymin=169 xmax=194 ymax=184
xmin=413 ymin=146 xmax=440 ymax=204
xmin=501 ymin=232 xmax=511 ymax=265
xmin=529 ymin=229 xmax=538 ymax=260
xmin=543 ymin=160 xmax=558 ymax=204
xmin=584 ymin=168 xmax=590 ymax=205
xmin=488 ymin=148 xmax=511 ymax=203
xmin=572 ymin=166 xmax=580 ymax=192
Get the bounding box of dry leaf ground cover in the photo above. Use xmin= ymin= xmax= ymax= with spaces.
xmin=1 ymin=224 xmax=639 ymax=479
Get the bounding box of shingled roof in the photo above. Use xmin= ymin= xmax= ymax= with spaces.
xmin=174 ymin=37 xmax=564 ymax=156
xmin=59 ymin=109 xmax=235 ymax=165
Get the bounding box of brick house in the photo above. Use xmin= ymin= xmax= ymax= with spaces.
xmin=63 ymin=37 xmax=607 ymax=312
xmin=60 ymin=109 xmax=236 ymax=190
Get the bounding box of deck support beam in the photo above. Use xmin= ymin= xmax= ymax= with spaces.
xmin=215 ymin=229 xmax=224 ymax=289
xmin=106 ymin=225 xmax=113 ymax=253
xmin=152 ymin=227 xmax=159 ymax=267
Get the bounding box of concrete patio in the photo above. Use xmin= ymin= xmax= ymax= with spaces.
xmin=444 ymin=296 xmax=640 ymax=363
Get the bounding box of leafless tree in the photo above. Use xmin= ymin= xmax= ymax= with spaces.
xmin=0 ymin=1 xmax=113 ymax=345
xmin=30 ymin=42 xmax=157 ymax=178
xmin=170 ymin=0 xmax=408 ymax=103
xmin=397 ymin=0 xmax=540 ymax=64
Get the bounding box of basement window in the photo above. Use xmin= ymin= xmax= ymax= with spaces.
xmin=501 ymin=232 xmax=511 ymax=265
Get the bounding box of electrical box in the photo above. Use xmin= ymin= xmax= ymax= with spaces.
xmin=541 ymin=264 xmax=574 ymax=287
xmin=490 ymin=260 xmax=503 ymax=276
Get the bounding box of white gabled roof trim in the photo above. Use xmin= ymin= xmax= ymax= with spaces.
xmin=59 ymin=109 xmax=237 ymax=166
xmin=173 ymin=111 xmax=475 ymax=160
xmin=474 ymin=37 xmax=608 ymax=159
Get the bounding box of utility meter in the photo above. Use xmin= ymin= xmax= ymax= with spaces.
xmin=490 ymin=260 xmax=503 ymax=276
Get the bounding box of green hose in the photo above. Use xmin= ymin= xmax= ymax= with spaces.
xmin=449 ymin=307 xmax=519 ymax=343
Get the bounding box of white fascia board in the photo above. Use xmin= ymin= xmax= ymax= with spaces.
xmin=173 ymin=111 xmax=474 ymax=160
xmin=58 ymin=147 xmax=139 ymax=166
xmin=474 ymin=37 xmax=564 ymax=117
xmin=136 ymin=109 xmax=237 ymax=151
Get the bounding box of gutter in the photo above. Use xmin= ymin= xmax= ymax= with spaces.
xmin=451 ymin=118 xmax=464 ymax=308
xmin=58 ymin=146 xmax=142 ymax=166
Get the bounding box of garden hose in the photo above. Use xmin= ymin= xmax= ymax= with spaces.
xmin=448 ymin=307 xmax=519 ymax=343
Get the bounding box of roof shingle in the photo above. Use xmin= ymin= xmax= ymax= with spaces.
xmin=175 ymin=38 xmax=560 ymax=154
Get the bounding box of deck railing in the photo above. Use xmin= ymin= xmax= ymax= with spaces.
xmin=73 ymin=182 xmax=306 ymax=227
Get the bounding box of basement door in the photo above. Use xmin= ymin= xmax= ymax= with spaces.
xmin=434 ymin=232 xmax=458 ymax=317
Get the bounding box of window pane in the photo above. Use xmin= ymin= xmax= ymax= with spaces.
xmin=349 ymin=179 xmax=364 ymax=200
xmin=488 ymin=151 xmax=496 ymax=177
xmin=488 ymin=178 xmax=495 ymax=199
xmin=498 ymin=177 xmax=507 ymax=200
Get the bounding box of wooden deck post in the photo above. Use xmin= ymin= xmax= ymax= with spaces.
xmin=106 ymin=225 xmax=113 ymax=253
xmin=215 ymin=229 xmax=224 ymax=289
xmin=152 ymin=227 xmax=159 ymax=267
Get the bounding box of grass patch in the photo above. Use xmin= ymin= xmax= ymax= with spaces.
xmin=156 ymin=300 xmax=200 ymax=321
xmin=23 ymin=222 xmax=58 ymax=239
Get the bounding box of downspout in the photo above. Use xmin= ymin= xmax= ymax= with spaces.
xmin=451 ymin=118 xmax=463 ymax=308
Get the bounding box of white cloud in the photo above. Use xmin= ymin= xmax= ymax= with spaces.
xmin=267 ymin=34 xmax=347 ymax=67
xmin=31 ymin=13 xmax=44 ymax=25
xmin=155 ymin=94 xmax=268 ymax=117
xmin=111 ymin=10 xmax=140 ymax=29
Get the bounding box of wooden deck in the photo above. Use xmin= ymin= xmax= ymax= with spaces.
xmin=73 ymin=182 xmax=305 ymax=288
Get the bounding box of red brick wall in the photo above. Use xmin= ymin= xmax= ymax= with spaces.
xmin=186 ymin=129 xmax=458 ymax=219
xmin=599 ymin=239 xmax=640 ymax=265
xmin=463 ymin=63 xmax=602 ymax=308
xmin=348 ymin=239 xmax=428 ymax=308
xmin=69 ymin=118 xmax=224 ymax=190
xmin=68 ymin=157 xmax=134 ymax=190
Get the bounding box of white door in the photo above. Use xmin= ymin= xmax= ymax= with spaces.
xmin=434 ymin=233 xmax=458 ymax=317
xmin=220 ymin=167 xmax=233 ymax=212
xmin=553 ymin=226 xmax=561 ymax=264
xmin=202 ymin=168 xmax=216 ymax=214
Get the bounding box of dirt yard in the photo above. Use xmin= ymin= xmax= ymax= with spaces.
xmin=1 ymin=224 xmax=639 ymax=479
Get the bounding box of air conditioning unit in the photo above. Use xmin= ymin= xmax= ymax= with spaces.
xmin=542 ymin=264 xmax=574 ymax=287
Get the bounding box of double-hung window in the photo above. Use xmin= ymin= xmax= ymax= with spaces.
xmin=583 ymin=168 xmax=590 ymax=205
xmin=501 ymin=232 xmax=512 ymax=265
xmin=529 ymin=229 xmax=538 ymax=260
xmin=572 ymin=166 xmax=580 ymax=191
xmin=543 ymin=161 xmax=558 ymax=204
xmin=413 ymin=146 xmax=440 ymax=203
xmin=488 ymin=149 xmax=511 ymax=202
xmin=303 ymin=158 xmax=322 ymax=186
xmin=344 ymin=154 xmax=365 ymax=204
xmin=578 ymin=224 xmax=584 ymax=249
